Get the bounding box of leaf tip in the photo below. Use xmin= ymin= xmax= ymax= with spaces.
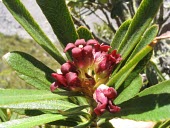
xmin=2 ymin=52 xmax=10 ymax=61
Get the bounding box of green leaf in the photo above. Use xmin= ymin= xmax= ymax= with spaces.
xmin=127 ymin=25 xmax=158 ymax=62
xmin=111 ymin=25 xmax=157 ymax=89
xmin=154 ymin=120 xmax=170 ymax=128
xmin=107 ymin=45 xmax=153 ymax=88
xmin=146 ymin=63 xmax=159 ymax=86
xmin=36 ymin=0 xmax=79 ymax=47
xmin=108 ymin=25 xmax=158 ymax=89
xmin=0 ymin=100 xmax=78 ymax=111
xmin=2 ymin=0 xmax=66 ymax=64
xmin=103 ymin=80 xmax=170 ymax=121
xmin=0 ymin=89 xmax=66 ymax=105
xmin=115 ymin=75 xmax=143 ymax=104
xmin=74 ymin=121 xmax=92 ymax=128
xmin=149 ymin=60 xmax=166 ymax=82
xmin=77 ymin=26 xmax=94 ymax=41
xmin=61 ymin=105 xmax=89 ymax=116
xmin=99 ymin=121 xmax=114 ymax=128
xmin=118 ymin=0 xmax=163 ymax=60
xmin=49 ymin=119 xmax=79 ymax=127
xmin=0 ymin=114 xmax=66 ymax=128
xmin=0 ymin=89 xmax=78 ymax=111
xmin=137 ymin=80 xmax=170 ymax=96
xmin=111 ymin=20 xmax=131 ymax=50
xmin=0 ymin=109 xmax=8 ymax=122
xmin=3 ymin=51 xmax=54 ymax=90
xmin=115 ymin=52 xmax=152 ymax=91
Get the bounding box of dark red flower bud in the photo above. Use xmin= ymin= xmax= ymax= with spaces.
xmin=61 ymin=61 xmax=76 ymax=75
xmin=50 ymin=82 xmax=58 ymax=92
xmin=83 ymin=45 xmax=93 ymax=57
xmin=87 ymin=39 xmax=99 ymax=45
xmin=72 ymin=47 xmax=83 ymax=59
xmin=51 ymin=73 xmax=67 ymax=87
xmin=64 ymin=43 xmax=75 ymax=52
xmin=75 ymin=39 xmax=86 ymax=46
xmin=103 ymin=87 xmax=117 ymax=99
xmin=65 ymin=72 xmax=81 ymax=87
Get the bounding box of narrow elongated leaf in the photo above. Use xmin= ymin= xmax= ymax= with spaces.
xmin=115 ymin=52 xmax=152 ymax=91
xmin=2 ymin=0 xmax=66 ymax=64
xmin=137 ymin=80 xmax=170 ymax=96
xmin=109 ymin=25 xmax=157 ymax=89
xmin=77 ymin=26 xmax=94 ymax=41
xmin=115 ymin=75 xmax=142 ymax=104
xmin=118 ymin=0 xmax=163 ymax=60
xmin=3 ymin=51 xmax=54 ymax=90
xmin=127 ymin=25 xmax=158 ymax=62
xmin=107 ymin=45 xmax=153 ymax=88
xmin=103 ymin=80 xmax=170 ymax=121
xmin=156 ymin=120 xmax=170 ymax=128
xmin=111 ymin=20 xmax=131 ymax=50
xmin=74 ymin=121 xmax=92 ymax=128
xmin=36 ymin=0 xmax=79 ymax=47
xmin=49 ymin=119 xmax=79 ymax=127
xmin=146 ymin=63 xmax=159 ymax=86
xmin=0 ymin=109 xmax=8 ymax=122
xmin=61 ymin=105 xmax=89 ymax=116
xmin=0 ymin=114 xmax=66 ymax=128
xmin=0 ymin=89 xmax=66 ymax=104
xmin=0 ymin=100 xmax=78 ymax=111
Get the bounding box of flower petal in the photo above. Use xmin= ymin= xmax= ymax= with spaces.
xmin=75 ymin=39 xmax=86 ymax=46
xmin=87 ymin=39 xmax=99 ymax=45
xmin=109 ymin=50 xmax=122 ymax=64
xmin=93 ymin=87 xmax=108 ymax=104
xmin=51 ymin=73 xmax=67 ymax=87
xmin=64 ymin=43 xmax=75 ymax=52
xmin=108 ymin=100 xmax=121 ymax=113
xmin=61 ymin=61 xmax=76 ymax=75
xmin=103 ymin=87 xmax=117 ymax=99
xmin=100 ymin=43 xmax=111 ymax=52
xmin=93 ymin=84 xmax=120 ymax=116
xmin=50 ymin=82 xmax=58 ymax=92
xmin=94 ymin=103 xmax=107 ymax=116
xmin=72 ymin=47 xmax=83 ymax=59
xmin=65 ymin=72 xmax=81 ymax=87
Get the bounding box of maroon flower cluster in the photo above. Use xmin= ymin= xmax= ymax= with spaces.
xmin=50 ymin=39 xmax=122 ymax=116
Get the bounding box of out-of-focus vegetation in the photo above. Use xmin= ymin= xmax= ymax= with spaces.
xmin=0 ymin=33 xmax=60 ymax=89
